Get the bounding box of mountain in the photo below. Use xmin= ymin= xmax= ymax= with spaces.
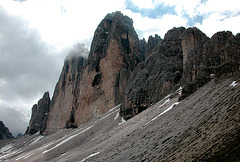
xmin=0 ymin=76 xmax=239 ymax=161
xmin=25 ymin=11 xmax=239 ymax=135
xmin=26 ymin=92 xmax=50 ymax=135
xmin=2 ymin=11 xmax=239 ymax=161
xmin=0 ymin=121 xmax=14 ymax=140
xmin=44 ymin=11 xmax=144 ymax=134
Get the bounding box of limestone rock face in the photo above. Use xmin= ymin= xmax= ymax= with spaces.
xmin=43 ymin=12 xmax=239 ymax=133
xmin=140 ymin=34 xmax=162 ymax=57
xmin=121 ymin=27 xmax=186 ymax=119
xmin=0 ymin=121 xmax=14 ymax=140
xmin=180 ymin=29 xmax=240 ymax=100
xmin=45 ymin=12 xmax=144 ymax=134
xmin=27 ymin=92 xmax=50 ymax=135
xmin=45 ymin=55 xmax=86 ymax=134
xmin=121 ymin=27 xmax=240 ymax=119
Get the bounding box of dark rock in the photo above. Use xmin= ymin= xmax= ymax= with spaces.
xmin=180 ymin=29 xmax=240 ymax=100
xmin=0 ymin=121 xmax=14 ymax=140
xmin=121 ymin=27 xmax=240 ymax=119
xmin=16 ymin=133 xmax=23 ymax=138
xmin=27 ymin=92 xmax=50 ymax=135
xmin=121 ymin=27 xmax=186 ymax=119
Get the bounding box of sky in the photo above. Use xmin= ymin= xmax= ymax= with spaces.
xmin=0 ymin=0 xmax=239 ymax=136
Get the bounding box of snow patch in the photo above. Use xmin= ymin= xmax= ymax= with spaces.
xmin=15 ymin=152 xmax=34 ymax=161
xmin=178 ymin=86 xmax=183 ymax=95
xmin=144 ymin=102 xmax=180 ymax=126
xmin=30 ymin=135 xmax=44 ymax=145
xmin=0 ymin=143 xmax=13 ymax=154
xmin=109 ymin=104 xmax=121 ymax=112
xmin=119 ymin=117 xmax=126 ymax=125
xmin=158 ymin=98 xmax=170 ymax=108
xmin=230 ymin=81 xmax=238 ymax=87
xmin=80 ymin=152 xmax=100 ymax=162
xmin=43 ymin=126 xmax=93 ymax=154
xmin=114 ymin=112 xmax=119 ymax=120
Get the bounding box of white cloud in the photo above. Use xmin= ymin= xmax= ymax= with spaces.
xmin=156 ymin=0 xmax=202 ymax=17
xmin=196 ymin=12 xmax=240 ymax=37
xmin=0 ymin=0 xmax=126 ymax=50
xmin=130 ymin=0 xmax=155 ymax=9
xmin=123 ymin=10 xmax=187 ymax=38
xmin=197 ymin=0 xmax=240 ymax=14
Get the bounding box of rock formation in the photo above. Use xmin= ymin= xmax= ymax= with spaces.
xmin=45 ymin=11 xmax=144 ymax=134
xmin=121 ymin=27 xmax=240 ymax=119
xmin=180 ymin=29 xmax=240 ymax=100
xmin=121 ymin=27 xmax=186 ymax=119
xmin=26 ymin=92 xmax=50 ymax=135
xmin=0 ymin=121 xmax=14 ymax=140
xmin=139 ymin=34 xmax=162 ymax=57
xmin=26 ymin=11 xmax=239 ymax=135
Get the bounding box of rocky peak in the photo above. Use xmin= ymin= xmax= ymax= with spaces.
xmin=0 ymin=121 xmax=14 ymax=140
xmin=87 ymin=11 xmax=138 ymax=72
xmin=121 ymin=27 xmax=186 ymax=119
xmin=140 ymin=34 xmax=162 ymax=57
xmin=45 ymin=11 xmax=144 ymax=134
xmin=26 ymin=91 xmax=50 ymax=135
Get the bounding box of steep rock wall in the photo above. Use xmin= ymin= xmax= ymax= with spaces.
xmin=0 ymin=121 xmax=14 ymax=140
xmin=45 ymin=12 xmax=144 ymax=134
xmin=121 ymin=27 xmax=186 ymax=119
xmin=26 ymin=92 xmax=50 ymax=135
xmin=121 ymin=27 xmax=240 ymax=119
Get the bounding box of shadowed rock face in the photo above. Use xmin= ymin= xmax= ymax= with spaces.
xmin=45 ymin=11 xmax=144 ymax=134
xmin=28 ymin=12 xmax=239 ymax=135
xmin=0 ymin=121 xmax=14 ymax=140
xmin=180 ymin=29 xmax=240 ymax=100
xmin=121 ymin=27 xmax=240 ymax=119
xmin=26 ymin=92 xmax=50 ymax=135
xmin=121 ymin=27 xmax=186 ymax=119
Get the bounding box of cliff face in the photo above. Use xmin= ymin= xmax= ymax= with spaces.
xmin=26 ymin=92 xmax=50 ymax=135
xmin=180 ymin=29 xmax=240 ymax=100
xmin=121 ymin=27 xmax=240 ymax=119
xmin=0 ymin=121 xmax=14 ymax=140
xmin=45 ymin=12 xmax=144 ymax=134
xmin=121 ymin=27 xmax=186 ymax=119
xmin=27 ymin=12 xmax=239 ymax=135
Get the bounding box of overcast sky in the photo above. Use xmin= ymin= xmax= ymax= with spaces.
xmin=0 ymin=0 xmax=239 ymax=136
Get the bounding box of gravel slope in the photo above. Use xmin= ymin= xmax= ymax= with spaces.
xmin=0 ymin=76 xmax=239 ymax=162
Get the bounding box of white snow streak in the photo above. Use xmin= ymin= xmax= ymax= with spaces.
xmin=43 ymin=126 xmax=93 ymax=154
xmin=230 ymin=81 xmax=238 ymax=87
xmin=109 ymin=104 xmax=121 ymax=112
xmin=159 ymin=98 xmax=170 ymax=108
xmin=119 ymin=117 xmax=126 ymax=125
xmin=80 ymin=152 xmax=100 ymax=162
xmin=0 ymin=143 xmax=13 ymax=154
xmin=143 ymin=102 xmax=180 ymax=126
xmin=114 ymin=112 xmax=119 ymax=120
xmin=15 ymin=152 xmax=34 ymax=161
xmin=30 ymin=135 xmax=44 ymax=145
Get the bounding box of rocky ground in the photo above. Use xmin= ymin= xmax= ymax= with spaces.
xmin=0 ymin=75 xmax=239 ymax=161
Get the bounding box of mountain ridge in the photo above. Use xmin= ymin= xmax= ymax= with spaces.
xmin=25 ymin=11 xmax=240 ymax=135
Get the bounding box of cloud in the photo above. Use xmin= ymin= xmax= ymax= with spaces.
xmin=0 ymin=7 xmax=69 ymax=134
xmin=0 ymin=0 xmax=126 ymax=51
xmin=125 ymin=0 xmax=176 ymax=18
xmin=65 ymin=43 xmax=89 ymax=60
xmin=0 ymin=106 xmax=29 ymax=137
xmin=123 ymin=10 xmax=187 ymax=39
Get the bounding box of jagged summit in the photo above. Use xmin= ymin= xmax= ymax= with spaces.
xmin=26 ymin=92 xmax=50 ymax=135
xmin=24 ymin=12 xmax=239 ymax=135
xmin=44 ymin=11 xmax=144 ymax=134
xmin=1 ymin=11 xmax=240 ymax=162
xmin=0 ymin=121 xmax=14 ymax=140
